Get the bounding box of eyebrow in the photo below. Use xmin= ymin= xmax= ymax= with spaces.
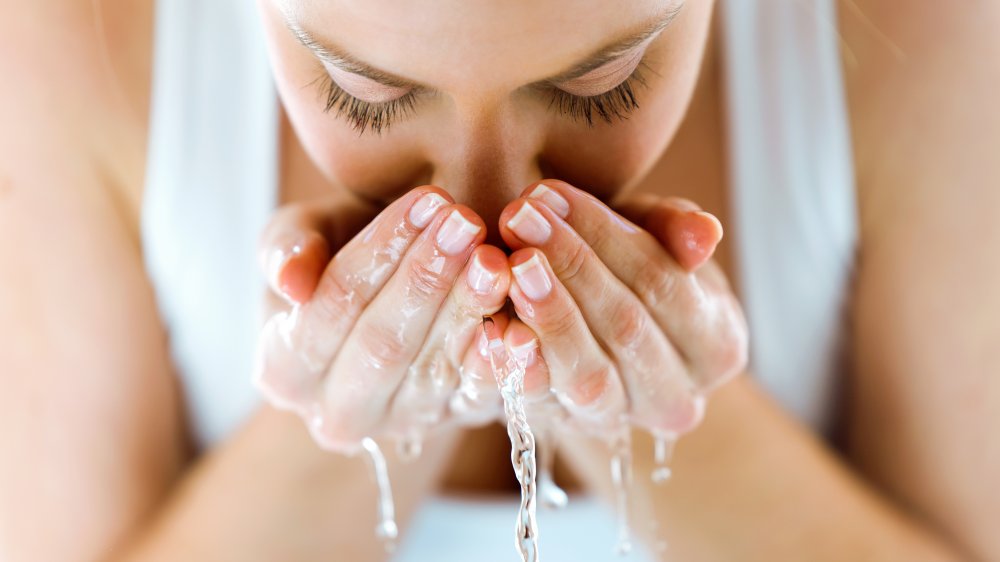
xmin=284 ymin=2 xmax=684 ymax=92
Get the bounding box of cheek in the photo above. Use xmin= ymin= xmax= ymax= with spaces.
xmin=542 ymin=80 xmax=695 ymax=199
xmin=542 ymin=37 xmax=710 ymax=198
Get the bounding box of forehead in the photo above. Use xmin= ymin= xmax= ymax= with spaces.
xmin=283 ymin=0 xmax=672 ymax=93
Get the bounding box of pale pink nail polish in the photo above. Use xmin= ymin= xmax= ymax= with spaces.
xmin=409 ymin=192 xmax=449 ymax=229
xmin=506 ymin=202 xmax=551 ymax=245
xmin=510 ymin=338 xmax=538 ymax=363
xmin=527 ymin=183 xmax=570 ymax=218
xmin=436 ymin=210 xmax=482 ymax=255
xmin=512 ymin=254 xmax=552 ymax=300
xmin=467 ymin=254 xmax=499 ymax=294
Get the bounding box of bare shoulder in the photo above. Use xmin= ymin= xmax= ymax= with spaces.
xmin=837 ymin=2 xmax=1000 ymax=559
xmin=839 ymin=0 xmax=1000 ymax=200
xmin=0 ymin=2 xmax=185 ymax=559
xmin=1 ymin=0 xmax=154 ymax=219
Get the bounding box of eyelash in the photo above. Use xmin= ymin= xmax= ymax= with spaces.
xmin=315 ymin=73 xmax=419 ymax=136
xmin=315 ymin=59 xmax=652 ymax=136
xmin=546 ymin=60 xmax=652 ymax=127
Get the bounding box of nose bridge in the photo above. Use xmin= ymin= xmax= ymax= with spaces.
xmin=430 ymin=100 xmax=543 ymax=234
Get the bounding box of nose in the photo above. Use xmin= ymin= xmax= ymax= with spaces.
xmin=428 ymin=103 xmax=544 ymax=249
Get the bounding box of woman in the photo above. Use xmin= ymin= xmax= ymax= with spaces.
xmin=1 ymin=0 xmax=997 ymax=560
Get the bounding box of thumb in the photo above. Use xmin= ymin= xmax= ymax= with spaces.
xmin=257 ymin=193 xmax=376 ymax=304
xmin=614 ymin=194 xmax=724 ymax=272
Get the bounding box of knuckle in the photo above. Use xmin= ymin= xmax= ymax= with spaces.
xmin=634 ymin=260 xmax=678 ymax=308
xmin=552 ymin=242 xmax=589 ymax=283
xmin=406 ymin=258 xmax=454 ymax=300
xmin=608 ymin=302 xmax=649 ymax=353
xmin=533 ymin=300 xmax=578 ymax=340
xmin=356 ymin=321 xmax=411 ymax=370
xmin=566 ymin=363 xmax=617 ymax=410
xmin=408 ymin=350 xmax=460 ymax=395
xmin=312 ymin=263 xmax=361 ymax=322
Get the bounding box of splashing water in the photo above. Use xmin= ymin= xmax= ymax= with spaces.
xmin=652 ymin=433 xmax=677 ymax=484
xmin=609 ymin=428 xmax=634 ymax=556
xmin=536 ymin=427 xmax=568 ymax=510
xmin=361 ymin=437 xmax=399 ymax=552
xmin=483 ymin=317 xmax=541 ymax=562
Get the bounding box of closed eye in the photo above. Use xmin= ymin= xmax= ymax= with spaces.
xmin=315 ymin=56 xmax=653 ymax=136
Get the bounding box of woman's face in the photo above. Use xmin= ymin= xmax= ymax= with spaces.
xmin=260 ymin=0 xmax=714 ymax=228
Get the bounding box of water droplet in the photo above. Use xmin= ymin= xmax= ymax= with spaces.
xmin=609 ymin=427 xmax=633 ymax=557
xmin=652 ymin=433 xmax=677 ymax=484
xmin=361 ymin=438 xmax=398 ymax=553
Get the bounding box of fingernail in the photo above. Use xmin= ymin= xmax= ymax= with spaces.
xmin=467 ymin=254 xmax=499 ymax=295
xmin=506 ymin=202 xmax=551 ymax=245
xmin=510 ymin=338 xmax=538 ymax=363
xmin=512 ymin=254 xmax=552 ymax=300
xmin=436 ymin=210 xmax=482 ymax=255
xmin=409 ymin=192 xmax=449 ymax=229
xmin=527 ymin=183 xmax=570 ymax=218
xmin=268 ymin=243 xmax=303 ymax=302
xmin=478 ymin=329 xmax=491 ymax=359
xmin=692 ymin=210 xmax=723 ymax=236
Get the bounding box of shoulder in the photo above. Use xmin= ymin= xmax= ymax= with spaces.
xmin=837 ymin=3 xmax=1000 ymax=558
xmin=1 ymin=0 xmax=154 ymax=214
xmin=840 ymin=0 xmax=1000 ymax=197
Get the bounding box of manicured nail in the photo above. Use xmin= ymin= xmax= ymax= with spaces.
xmin=510 ymin=338 xmax=538 ymax=363
xmin=506 ymin=202 xmax=551 ymax=245
xmin=467 ymin=254 xmax=499 ymax=295
xmin=436 ymin=210 xmax=482 ymax=255
xmin=527 ymin=183 xmax=570 ymax=218
xmin=512 ymin=254 xmax=552 ymax=300
xmin=409 ymin=192 xmax=449 ymax=229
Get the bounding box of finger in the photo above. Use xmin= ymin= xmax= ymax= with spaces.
xmin=257 ymin=194 xmax=375 ymax=304
xmin=501 ymin=317 xmax=553 ymax=404
xmin=613 ymin=192 xmax=723 ymax=272
xmin=501 ymin=203 xmax=703 ymax=434
xmin=386 ymin=244 xmax=511 ymax=433
xmin=506 ymin=249 xmax=628 ymax=427
xmin=255 ymin=187 xmax=451 ymax=409
xmin=449 ymin=311 xmax=510 ymax=423
xmin=317 ymin=205 xmax=486 ymax=447
xmin=507 ymin=181 xmax=747 ymax=389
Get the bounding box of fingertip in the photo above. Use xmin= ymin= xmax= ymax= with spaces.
xmin=276 ymin=232 xmax=329 ymax=304
xmin=649 ymin=205 xmax=723 ymax=272
xmin=407 ymin=188 xmax=452 ymax=229
xmin=466 ymin=245 xmax=510 ymax=298
xmin=673 ymin=211 xmax=723 ymax=272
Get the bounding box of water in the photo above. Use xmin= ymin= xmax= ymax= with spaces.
xmin=608 ymin=428 xmax=634 ymax=556
xmin=483 ymin=317 xmax=541 ymax=562
xmin=361 ymin=437 xmax=399 ymax=552
xmin=652 ymin=433 xmax=677 ymax=484
xmin=536 ymin=427 xmax=568 ymax=510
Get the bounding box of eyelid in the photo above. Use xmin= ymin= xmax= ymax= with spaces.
xmin=323 ymin=61 xmax=413 ymax=103
xmin=552 ymin=46 xmax=649 ymax=98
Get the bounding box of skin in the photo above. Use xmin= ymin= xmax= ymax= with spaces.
xmin=1 ymin=0 xmax=998 ymax=561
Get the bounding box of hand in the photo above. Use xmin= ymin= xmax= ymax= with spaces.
xmin=253 ymin=187 xmax=512 ymax=453
xmin=496 ymin=180 xmax=749 ymax=438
